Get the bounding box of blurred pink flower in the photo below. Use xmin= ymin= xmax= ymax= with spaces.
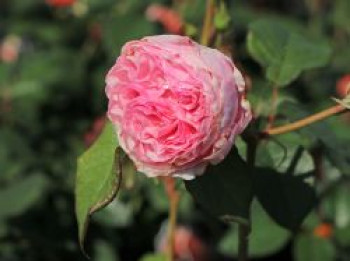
xmin=106 ymin=35 xmax=251 ymax=179
xmin=146 ymin=4 xmax=183 ymax=34
xmin=0 ymin=35 xmax=21 ymax=63
xmin=156 ymin=224 xmax=209 ymax=261
xmin=46 ymin=0 xmax=75 ymax=8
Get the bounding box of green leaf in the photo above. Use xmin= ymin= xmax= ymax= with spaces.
xmin=325 ymin=182 xmax=350 ymax=228
xmin=247 ymin=19 xmax=331 ymax=86
xmin=323 ymin=182 xmax=350 ymax=247
xmin=75 ymin=121 xmax=120 ymax=251
xmin=185 ymin=148 xmax=253 ymax=225
xmin=219 ymin=200 xmax=290 ymax=258
xmin=254 ymin=167 xmax=316 ymax=230
xmin=0 ymin=174 xmax=47 ymax=219
xmin=293 ymin=234 xmax=335 ymax=261
xmin=139 ymin=253 xmax=167 ymax=261
xmin=254 ymin=141 xmax=316 ymax=230
xmin=335 ymin=224 xmax=350 ymax=247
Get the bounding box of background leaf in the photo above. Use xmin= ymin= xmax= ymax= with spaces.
xmin=139 ymin=253 xmax=167 ymax=261
xmin=0 ymin=174 xmax=48 ymax=219
xmin=293 ymin=234 xmax=335 ymax=261
xmin=94 ymin=240 xmax=120 ymax=261
xmin=247 ymin=19 xmax=331 ymax=86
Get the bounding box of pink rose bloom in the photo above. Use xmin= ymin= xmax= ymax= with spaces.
xmin=106 ymin=35 xmax=251 ymax=180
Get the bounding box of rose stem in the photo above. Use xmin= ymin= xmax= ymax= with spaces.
xmin=265 ymin=86 xmax=279 ymax=130
xmin=237 ymin=138 xmax=256 ymax=261
xmin=200 ymin=0 xmax=215 ymax=46
xmin=266 ymin=104 xmax=346 ymax=136
xmin=238 ymin=224 xmax=249 ymax=261
xmin=163 ymin=177 xmax=180 ymax=261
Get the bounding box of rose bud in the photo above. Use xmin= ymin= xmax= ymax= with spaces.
xmin=155 ymin=224 xmax=209 ymax=261
xmin=146 ymin=4 xmax=183 ymax=35
xmin=106 ymin=35 xmax=251 ymax=180
xmin=336 ymin=74 xmax=350 ymax=98
xmin=313 ymin=223 xmax=333 ymax=239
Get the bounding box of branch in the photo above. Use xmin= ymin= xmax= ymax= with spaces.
xmin=265 ymin=104 xmax=346 ymax=136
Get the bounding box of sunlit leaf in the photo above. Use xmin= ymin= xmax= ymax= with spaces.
xmin=75 ymin=121 xmax=120 ymax=251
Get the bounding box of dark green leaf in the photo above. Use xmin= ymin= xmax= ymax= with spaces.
xmin=254 ymin=167 xmax=316 ymax=230
xmin=247 ymin=19 xmax=331 ymax=86
xmin=219 ymin=200 xmax=290 ymax=258
xmin=185 ymin=148 xmax=253 ymax=225
xmin=75 ymin=121 xmax=120 ymax=250
xmin=254 ymin=144 xmax=316 ymax=230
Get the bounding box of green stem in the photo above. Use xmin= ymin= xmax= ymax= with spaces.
xmin=163 ymin=177 xmax=179 ymax=261
xmin=238 ymin=224 xmax=249 ymax=261
xmin=266 ymin=86 xmax=279 ymax=130
xmin=200 ymin=0 xmax=215 ymax=46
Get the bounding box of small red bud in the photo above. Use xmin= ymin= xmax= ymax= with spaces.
xmin=146 ymin=4 xmax=183 ymax=35
xmin=336 ymin=74 xmax=350 ymax=98
xmin=313 ymin=223 xmax=333 ymax=239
